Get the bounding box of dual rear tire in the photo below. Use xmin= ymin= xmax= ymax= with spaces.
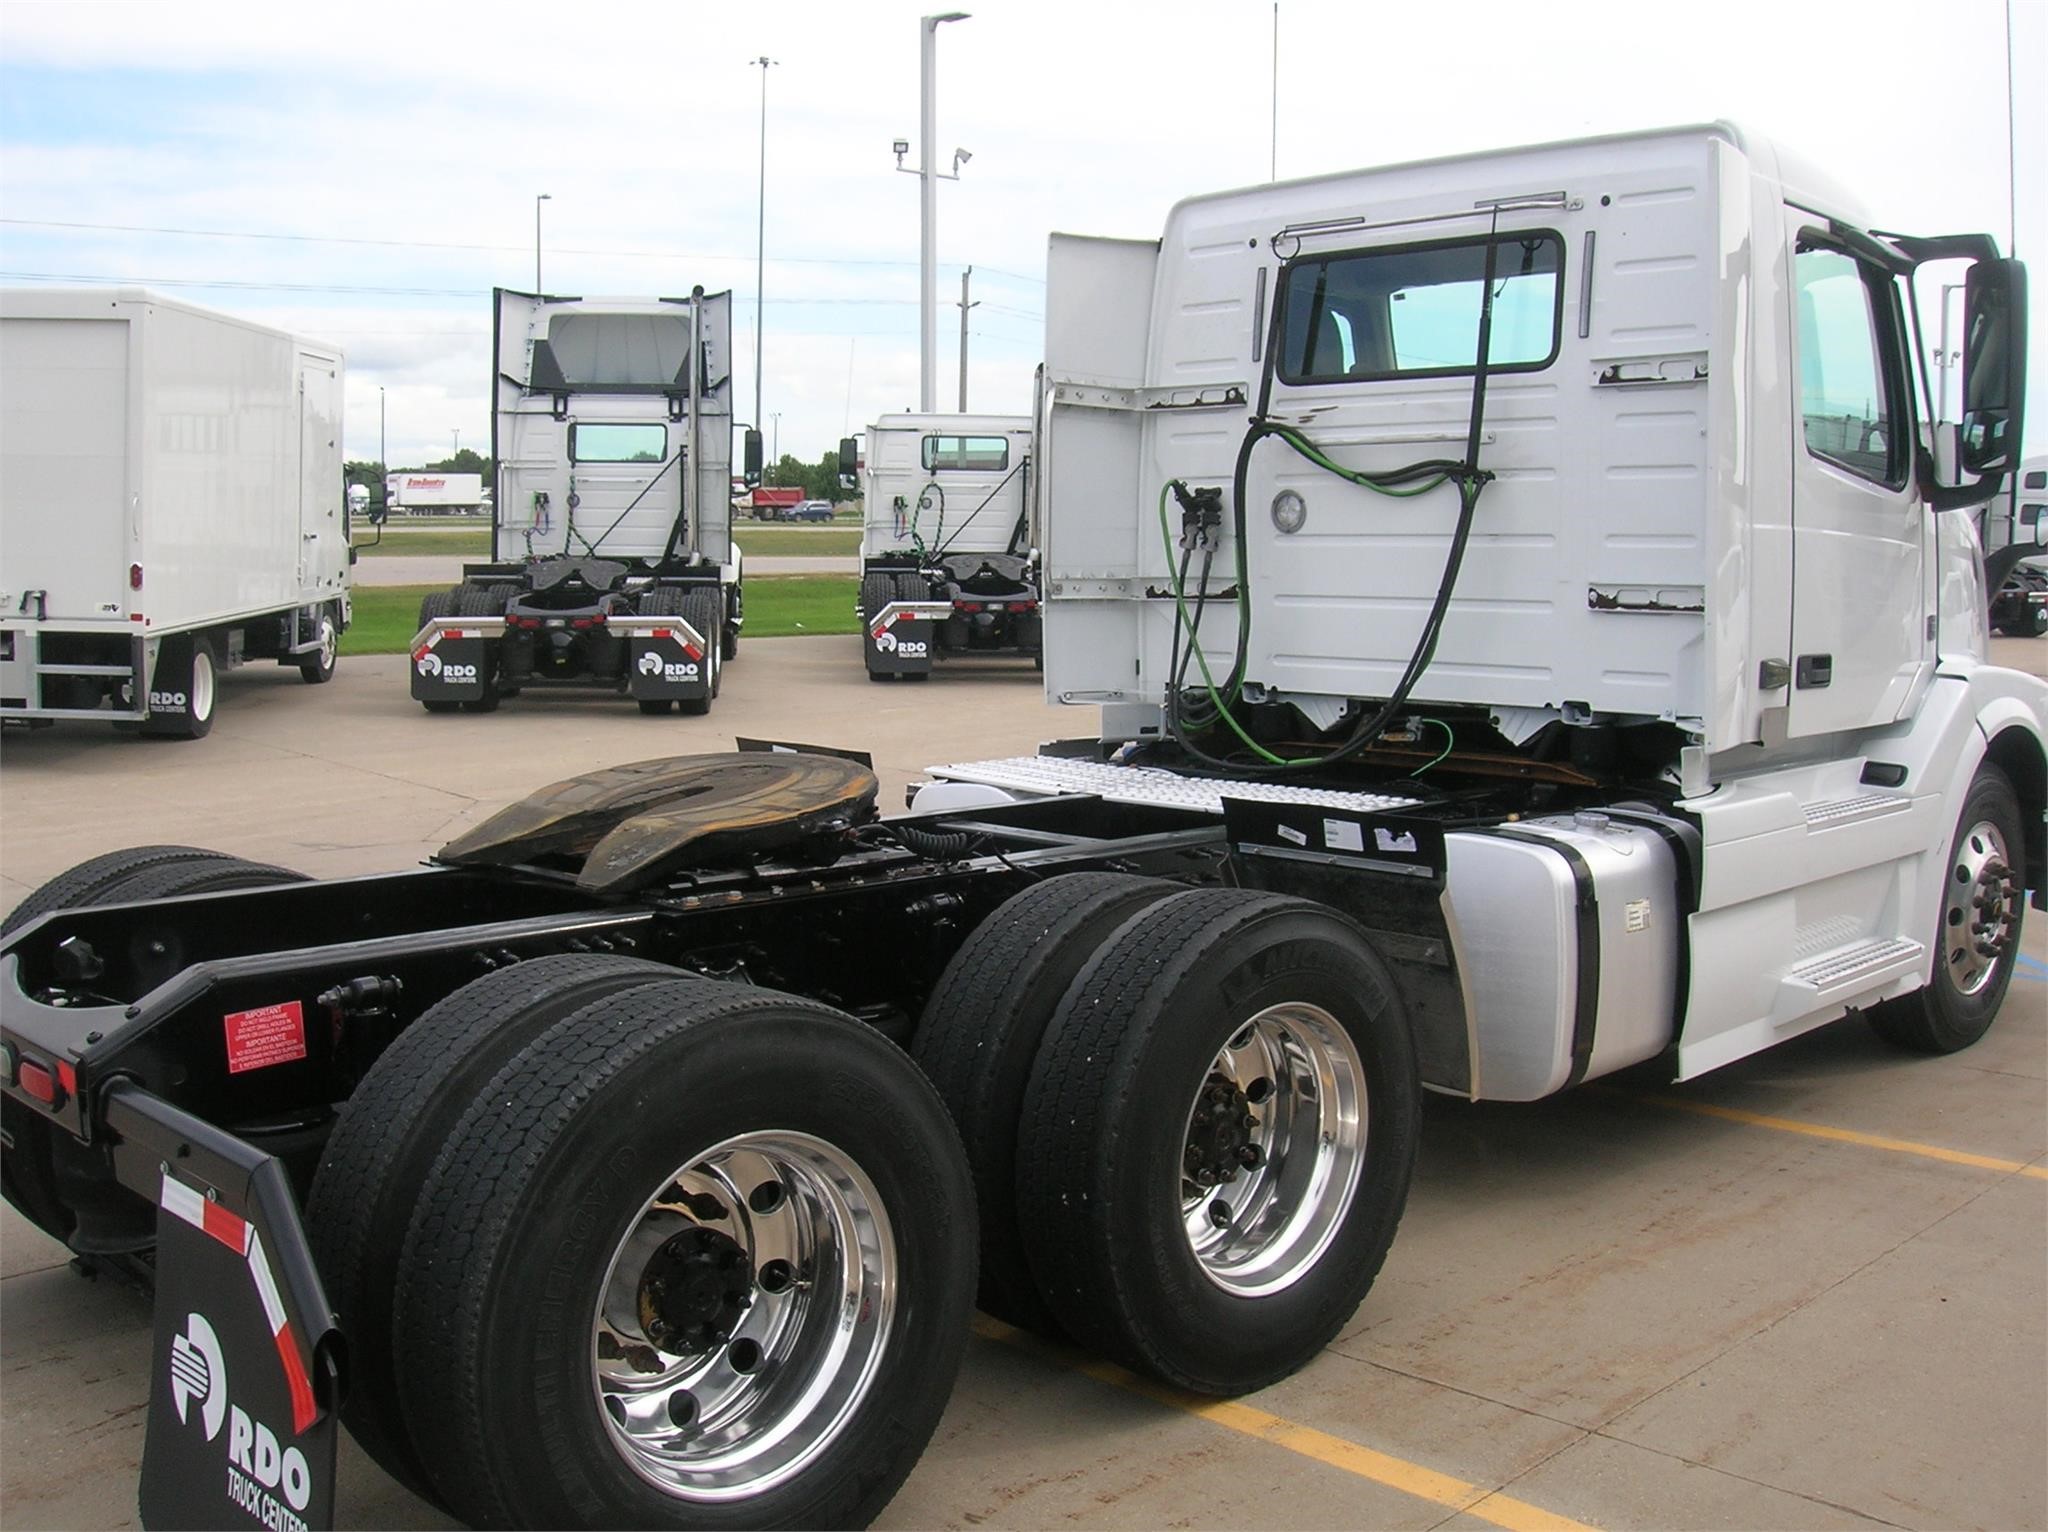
xmin=912 ymin=875 xmax=1421 ymax=1395
xmin=308 ymin=962 xmax=974 ymax=1529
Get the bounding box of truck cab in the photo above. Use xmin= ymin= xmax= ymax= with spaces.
xmin=854 ymin=412 xmax=1040 ymax=679
xmin=967 ymin=121 xmax=2042 ymax=1087
xmin=406 ymin=288 xmax=748 ymax=715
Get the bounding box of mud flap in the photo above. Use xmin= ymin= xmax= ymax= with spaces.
xmin=409 ymin=623 xmax=495 ymax=705
xmin=105 ymin=1088 xmax=339 ymax=1532
xmin=626 ymin=623 xmax=711 ymax=707
xmin=865 ymin=601 xmax=951 ymax=677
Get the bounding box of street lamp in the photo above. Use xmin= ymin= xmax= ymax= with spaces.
xmin=749 ymin=56 xmax=778 ymax=462
xmin=895 ymin=13 xmax=970 ymax=411
xmin=771 ymin=411 xmax=781 ymax=481
xmin=535 ymin=193 xmax=551 ymax=292
xmin=378 ymin=386 xmax=386 ymax=513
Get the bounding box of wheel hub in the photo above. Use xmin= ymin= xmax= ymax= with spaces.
xmin=638 ymin=1226 xmax=754 ymax=1356
xmin=1183 ymin=1072 xmax=1260 ymax=1190
xmin=1944 ymin=820 xmax=2021 ymax=995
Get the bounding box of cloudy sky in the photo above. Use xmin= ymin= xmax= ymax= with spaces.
xmin=2 ymin=0 xmax=2039 ymax=470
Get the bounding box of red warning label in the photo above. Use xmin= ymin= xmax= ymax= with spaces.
xmin=223 ymin=1001 xmax=308 ymax=1075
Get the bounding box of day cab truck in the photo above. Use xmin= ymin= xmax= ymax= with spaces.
xmin=407 ymin=288 xmax=756 ymax=717
xmin=0 ymin=123 xmax=2038 ymax=1532
xmin=0 ymin=289 xmax=351 ymax=739
xmin=851 ymin=412 xmax=1042 ymax=680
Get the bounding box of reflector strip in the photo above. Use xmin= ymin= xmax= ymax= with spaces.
xmin=246 ymin=1228 xmax=287 ymax=1331
xmin=274 ymin=1320 xmax=317 ymax=1434
xmin=683 ymin=643 xmax=703 ymax=661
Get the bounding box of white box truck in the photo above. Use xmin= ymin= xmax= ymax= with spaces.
xmin=850 ymin=411 xmax=1041 ymax=679
xmin=386 ymin=470 xmax=484 ymax=514
xmin=0 ymin=289 xmax=351 ymax=739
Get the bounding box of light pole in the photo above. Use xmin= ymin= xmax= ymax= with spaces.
xmin=378 ymin=386 xmax=386 ymax=512
xmin=956 ymin=265 xmax=978 ymax=410
xmin=750 ymin=56 xmax=777 ymax=458
xmin=452 ymin=429 xmax=460 ymax=459
xmin=770 ymin=412 xmax=781 ymax=481
xmin=534 ymin=193 xmax=551 ymax=291
xmin=895 ymin=13 xmax=969 ymax=411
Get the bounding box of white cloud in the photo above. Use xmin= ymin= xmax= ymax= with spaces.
xmin=3 ymin=0 xmax=2033 ymax=462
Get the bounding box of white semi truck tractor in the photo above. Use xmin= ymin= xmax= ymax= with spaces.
xmin=0 ymin=124 xmax=2036 ymax=1531
xmin=849 ymin=412 xmax=1042 ymax=679
xmin=407 ymin=287 xmax=756 ymax=716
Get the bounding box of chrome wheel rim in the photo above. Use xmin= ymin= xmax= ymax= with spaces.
xmin=1943 ymin=818 xmax=2021 ymax=997
xmin=591 ymin=1131 xmax=895 ymax=1503
xmin=315 ymin=618 xmax=336 ymax=672
xmin=1178 ymin=1002 xmax=1367 ymax=1297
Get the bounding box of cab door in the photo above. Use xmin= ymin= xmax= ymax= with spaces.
xmin=1784 ymin=230 xmax=1928 ymax=739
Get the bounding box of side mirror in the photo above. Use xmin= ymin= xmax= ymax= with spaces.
xmin=369 ymin=503 xmax=389 ymax=527
xmin=743 ymin=428 xmax=764 ymax=488
xmin=1959 ymin=259 xmax=2027 ymax=478
xmin=837 ymin=436 xmax=860 ymax=492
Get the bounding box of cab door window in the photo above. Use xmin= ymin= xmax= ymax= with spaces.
xmin=1794 ymin=245 xmax=1906 ymax=486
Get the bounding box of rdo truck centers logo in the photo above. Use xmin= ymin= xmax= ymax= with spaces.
xmin=169 ymin=1310 xmax=316 ymax=1527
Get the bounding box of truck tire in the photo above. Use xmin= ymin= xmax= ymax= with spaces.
xmin=861 ymin=573 xmax=898 ymax=681
xmin=1 ymin=848 xmax=304 ymax=1252
xmin=2 ymin=845 xmax=236 ymax=937
xmin=1015 ymin=888 xmax=1420 ymax=1395
xmin=680 ymin=588 xmax=723 ymax=712
xmin=298 ymin=605 xmax=339 ymax=684
xmin=910 ymin=872 xmax=1177 ymax=1331
xmin=721 ymin=585 xmax=741 ymax=663
xmin=1865 ymin=764 xmax=2027 ymax=1054
xmin=451 ymin=587 xmax=506 ymax=712
xmin=143 ymin=635 xmax=217 ymax=739
xmin=390 ymin=977 xmax=976 ymax=1530
xmin=894 ymin=575 xmax=932 ymax=681
xmin=306 ymin=954 xmax=677 ymax=1506
xmin=415 ymin=591 xmax=460 ymax=713
xmin=454 ymin=584 xmax=506 ymax=618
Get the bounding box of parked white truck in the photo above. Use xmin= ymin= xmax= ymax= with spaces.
xmin=850 ymin=412 xmax=1041 ymax=679
xmin=0 ymin=289 xmax=350 ymax=739
xmin=386 ymin=470 xmax=485 ymax=514
xmin=0 ymin=125 xmax=2036 ymax=1532
xmin=406 ymin=287 xmax=753 ymax=715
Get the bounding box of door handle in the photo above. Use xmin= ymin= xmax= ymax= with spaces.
xmin=1795 ymin=654 xmax=1832 ymax=689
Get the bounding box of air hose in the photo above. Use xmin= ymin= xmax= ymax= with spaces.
xmin=1163 ymin=213 xmax=1506 ymax=772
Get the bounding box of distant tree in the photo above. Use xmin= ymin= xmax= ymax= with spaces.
xmin=419 ymin=448 xmax=492 ymax=479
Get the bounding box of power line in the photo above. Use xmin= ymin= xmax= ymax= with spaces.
xmin=0 ymin=269 xmax=1042 ymax=316
xmin=0 ymin=215 xmax=1048 ymax=285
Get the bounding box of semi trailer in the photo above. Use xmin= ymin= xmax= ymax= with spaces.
xmin=851 ymin=413 xmax=1042 ymax=680
xmin=0 ymin=289 xmax=351 ymax=739
xmin=407 ymin=288 xmax=755 ymax=716
xmin=0 ymin=123 xmax=2041 ymax=1531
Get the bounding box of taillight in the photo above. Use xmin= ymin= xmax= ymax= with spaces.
xmin=16 ymin=1059 xmax=59 ymax=1107
xmin=129 ymin=563 xmax=144 ymax=590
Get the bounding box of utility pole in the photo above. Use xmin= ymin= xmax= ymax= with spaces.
xmin=956 ymin=265 xmax=979 ymax=411
xmin=534 ymin=193 xmax=551 ymax=291
xmin=750 ymin=56 xmax=777 ymax=461
xmin=452 ymin=429 xmax=460 ymax=458
xmin=378 ymin=386 xmax=386 ymax=514
xmin=916 ymin=13 xmax=968 ymax=410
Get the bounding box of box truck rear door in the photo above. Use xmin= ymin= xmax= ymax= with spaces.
xmin=0 ymin=315 xmax=132 ymax=621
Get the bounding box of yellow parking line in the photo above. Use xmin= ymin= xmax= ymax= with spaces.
xmin=972 ymin=1314 xmax=1599 ymax=1532
xmin=1630 ymin=1094 xmax=2048 ymax=1181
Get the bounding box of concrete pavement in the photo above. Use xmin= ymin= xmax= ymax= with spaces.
xmin=1 ymin=635 xmax=2043 ymax=1531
